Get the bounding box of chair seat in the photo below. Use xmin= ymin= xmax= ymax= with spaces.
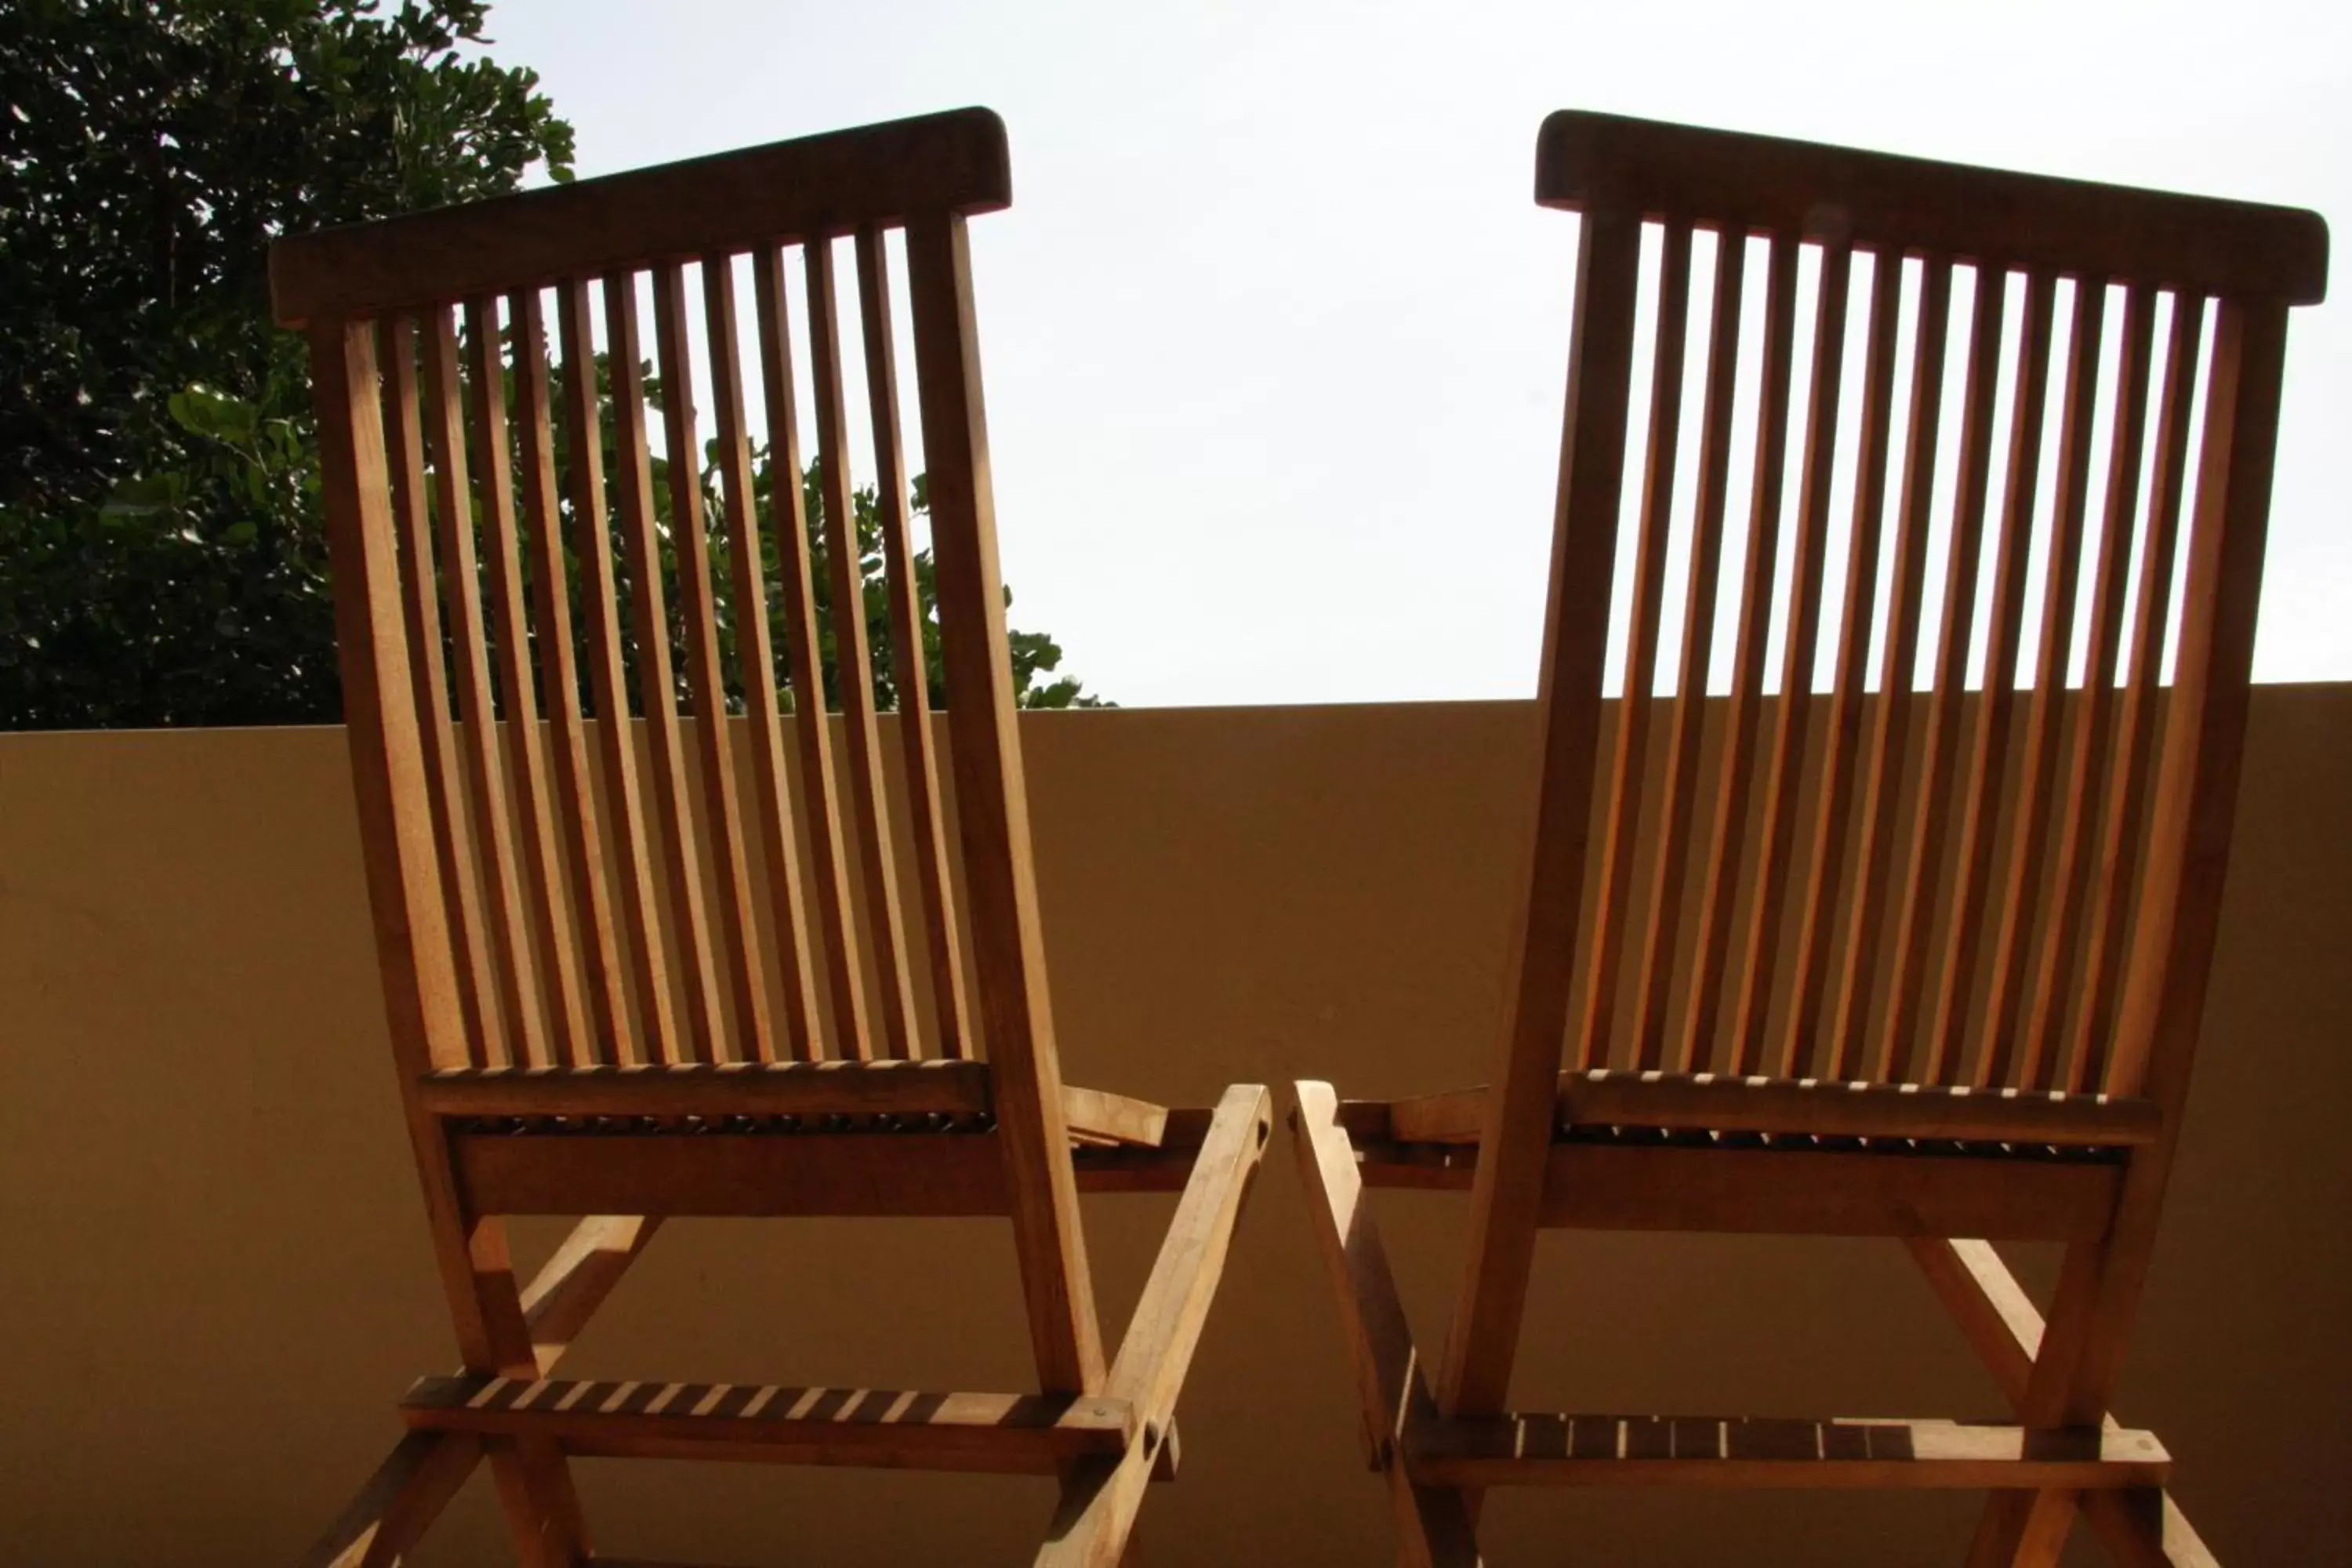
xmin=418 ymin=1060 xmax=1174 ymax=1147
xmin=1345 ymin=1068 xmax=2161 ymax=1150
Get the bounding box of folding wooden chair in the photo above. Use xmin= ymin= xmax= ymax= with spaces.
xmin=274 ymin=108 xmax=1270 ymax=1566
xmin=1292 ymin=111 xmax=2325 ymax=1565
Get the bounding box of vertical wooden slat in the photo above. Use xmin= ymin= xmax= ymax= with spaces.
xmin=1440 ymin=202 xmax=1643 ymax=1419
xmin=307 ymin=316 xmax=590 ymax=1563
xmin=2053 ymin=299 xmax=2289 ymax=1457
xmin=2020 ymin=285 xmax=2157 ymax=1091
xmin=604 ymin=274 xmax=727 ymax=1065
xmin=2073 ymin=295 xmax=2207 ymax=1092
xmin=905 ymin=210 xmax=1104 ymax=1393
xmin=752 ymin=242 xmax=873 ymax=1062
xmin=1920 ymin=272 xmax=2058 ymax=1084
xmin=1575 ymin=220 xmax=1692 ymax=1070
xmin=1729 ymin=241 xmax=1852 ymax=1078
xmin=1880 ymin=264 xmax=2008 ymax=1084
xmin=806 ymin=238 xmax=924 ymax=1060
xmin=466 ymin=296 xmax=595 ymax=1068
xmin=380 ymin=315 xmax=497 ymax=1069
xmin=1629 ymin=228 xmax=1744 ymax=1072
xmin=2103 ymin=301 xmax=2288 ymax=1106
xmin=556 ymin=278 xmax=678 ymax=1067
xmin=650 ymin=260 xmax=776 ymax=1065
xmin=858 ymin=225 xmax=975 ymax=1060
xmin=419 ymin=306 xmax=550 ymax=1069
xmin=1975 ymin=285 xmax=2109 ymax=1089
xmin=1823 ymin=259 xmax=1952 ymax=1082
xmin=509 ymin=289 xmax=631 ymax=1066
xmin=1675 ymin=231 xmax=1799 ymax=1074
xmin=703 ymin=252 xmax=824 ymax=1062
xmin=1780 ymin=251 xmax=1903 ymax=1079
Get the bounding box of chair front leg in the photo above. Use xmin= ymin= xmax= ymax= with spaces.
xmin=1290 ymin=1083 xmax=1484 ymax=1568
xmin=1037 ymin=1084 xmax=1273 ymax=1566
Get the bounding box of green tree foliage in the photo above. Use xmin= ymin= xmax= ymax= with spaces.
xmin=543 ymin=341 xmax=1102 ymax=721
xmin=0 ymin=0 xmax=1099 ymax=727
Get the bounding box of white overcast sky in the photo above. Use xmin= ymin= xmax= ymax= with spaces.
xmin=477 ymin=0 xmax=2347 ymax=707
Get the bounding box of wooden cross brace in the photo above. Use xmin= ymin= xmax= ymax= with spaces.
xmin=299 ymin=1085 xmax=1271 ymax=1567
xmin=1290 ymin=1083 xmax=2217 ymax=1567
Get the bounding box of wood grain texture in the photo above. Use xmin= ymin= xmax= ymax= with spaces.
xmin=858 ymin=225 xmax=975 ymax=1060
xmin=1976 ymin=285 xmax=2109 ymax=1089
xmin=308 ymin=317 xmax=590 ymax=1563
xmin=405 ymin=1374 xmax=1136 ymax=1473
xmin=2021 ymin=287 xmax=2158 ymax=1091
xmin=1780 ymin=249 xmax=1903 ymax=1078
xmin=1288 ymin=109 xmax=2318 ymax=1563
xmin=1363 ymin=1069 xmax=2158 ymax=1146
xmin=906 ymin=211 xmax=1104 ymax=1396
xmin=752 ymin=242 xmax=873 ymax=1062
xmin=1290 ymin=1083 xmax=1484 ymax=1566
xmin=1880 ymin=264 xmax=2007 ymax=1084
xmin=652 ymin=261 xmax=775 ymax=1065
xmin=510 ymin=288 xmax=631 ymax=1067
xmin=1923 ymin=272 xmax=2057 ymax=1085
xmin=1826 ymin=258 xmax=1951 ymax=1081
xmin=1678 ymin=233 xmax=1798 ymax=1074
xmin=295 ymin=1429 xmax=483 ymax=1568
xmin=1410 ymin=1414 xmax=2167 ymax=1490
xmin=274 ymin=108 xmax=1014 ymax=325
xmin=419 ymin=1057 xmax=993 ymax=1118
xmin=1363 ymin=1138 xmax=2123 ymax=1242
xmin=604 ymin=277 xmax=726 ymax=1065
xmin=1535 ymin=110 xmax=2327 ymax=303
xmin=281 ymin=111 xmax=1269 ymax=1566
xmin=702 ymin=253 xmax=825 ymax=1062
xmin=1577 ymin=220 xmax=1691 ymax=1071
xmin=1441 ymin=202 xmax=1642 ymax=1421
xmin=556 ymin=278 xmax=677 ymax=1068
xmin=807 ymin=237 xmax=922 ymax=1060
xmin=2072 ymin=296 xmax=2207 ymax=1093
xmin=1730 ymin=241 xmax=1850 ymax=1077
xmin=1628 ymin=232 xmax=1744 ymax=1071
xmin=465 ymin=294 xmax=594 ymax=1068
xmin=1041 ymin=1085 xmax=1273 ymax=1565
xmin=419 ymin=306 xmax=549 ymax=1069
xmin=1907 ymin=1238 xmax=2220 ymax=1565
xmin=376 ymin=314 xmax=496 ymax=1069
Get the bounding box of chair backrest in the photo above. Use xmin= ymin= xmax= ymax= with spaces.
xmin=274 ymin=105 xmax=1047 ymax=1075
xmin=281 ymin=107 xmax=1104 ymax=1392
xmin=1504 ymin=112 xmax=2325 ymax=1113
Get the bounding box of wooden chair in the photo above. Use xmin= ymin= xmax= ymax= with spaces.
xmin=274 ymin=108 xmax=1271 ymax=1566
xmin=1292 ymin=111 xmax=2325 ymax=1565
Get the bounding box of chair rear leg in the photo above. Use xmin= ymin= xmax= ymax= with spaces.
xmin=1959 ymin=1234 xmax=2114 ymax=1566
xmin=448 ymin=1202 xmax=593 ymax=1564
xmin=1289 ymin=1083 xmax=1483 ymax=1566
xmin=1908 ymin=1237 xmax=2217 ymax=1566
xmin=485 ymin=1436 xmax=590 ymax=1567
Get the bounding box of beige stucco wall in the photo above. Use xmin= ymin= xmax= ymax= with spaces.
xmin=2 ymin=690 xmax=2346 ymax=1565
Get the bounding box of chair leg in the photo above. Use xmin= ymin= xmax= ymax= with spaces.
xmin=1035 ymin=1085 xmax=1272 ymax=1566
xmin=1955 ymin=1231 xmax=2115 ymax=1566
xmin=485 ymin=1436 xmax=590 ymax=1567
xmin=298 ymin=1430 xmax=483 ymax=1568
xmin=303 ymin=1213 xmax=661 ymax=1564
xmin=1966 ymin=1487 xmax=2081 ymax=1567
xmin=452 ymin=1207 xmax=593 ymax=1563
xmin=1289 ymin=1083 xmax=1483 ymax=1567
xmin=1912 ymin=1237 xmax=2216 ymax=1566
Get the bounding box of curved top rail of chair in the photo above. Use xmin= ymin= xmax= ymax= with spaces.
xmin=1534 ymin=109 xmax=2328 ymax=305
xmin=270 ymin=106 xmax=1011 ymax=328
